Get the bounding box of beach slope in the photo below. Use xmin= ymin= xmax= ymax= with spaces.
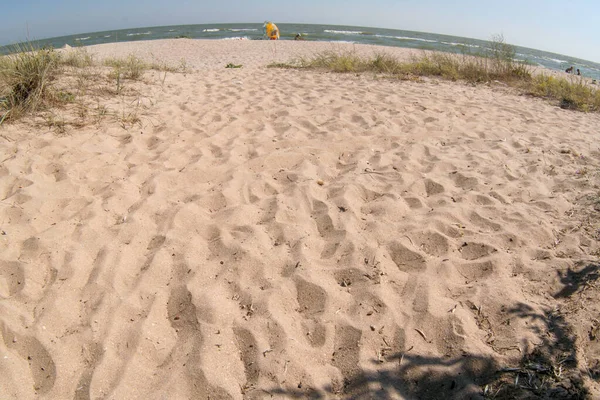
xmin=1 ymin=39 xmax=599 ymax=399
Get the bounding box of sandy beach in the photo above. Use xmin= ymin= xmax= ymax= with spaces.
xmin=1 ymin=39 xmax=600 ymax=399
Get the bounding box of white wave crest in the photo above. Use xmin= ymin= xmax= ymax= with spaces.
xmin=542 ymin=57 xmax=568 ymax=64
xmin=394 ymin=36 xmax=438 ymax=43
xmin=324 ymin=29 xmax=363 ymax=35
xmin=126 ymin=31 xmax=151 ymax=37
xmin=441 ymin=41 xmax=479 ymax=48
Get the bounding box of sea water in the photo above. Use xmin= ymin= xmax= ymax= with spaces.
xmin=2 ymin=23 xmax=599 ymax=80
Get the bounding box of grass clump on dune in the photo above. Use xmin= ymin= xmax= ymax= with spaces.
xmin=60 ymin=48 xmax=95 ymax=68
xmin=0 ymin=42 xmax=187 ymax=126
xmin=280 ymin=49 xmax=533 ymax=83
xmin=284 ymin=35 xmax=531 ymax=82
xmin=0 ymin=43 xmax=61 ymax=122
xmin=104 ymin=55 xmax=148 ymax=80
xmin=271 ymin=35 xmax=599 ymax=113
xmin=529 ymin=74 xmax=600 ymax=112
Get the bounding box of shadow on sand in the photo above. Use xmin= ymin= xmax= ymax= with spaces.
xmin=263 ymin=263 xmax=599 ymax=399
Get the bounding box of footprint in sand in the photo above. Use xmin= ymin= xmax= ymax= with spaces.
xmin=459 ymin=242 xmax=497 ymax=260
xmin=450 ymin=172 xmax=478 ymax=191
xmin=73 ymin=342 xmax=103 ymax=400
xmin=0 ymin=261 xmax=25 ymax=297
xmin=401 ymin=275 xmax=430 ymax=314
xmin=424 ymin=178 xmax=445 ymax=197
xmin=469 ymin=212 xmax=502 ymax=232
xmin=140 ymin=235 xmax=166 ymax=272
xmin=295 ymin=278 xmax=328 ymax=347
xmin=43 ymin=163 xmax=67 ymax=182
xmin=334 ymin=268 xmax=372 ymax=289
xmin=312 ymin=200 xmax=345 ymax=259
xmin=1 ymin=324 xmax=56 ymax=394
xmin=456 ymin=260 xmax=496 ymax=282
xmin=167 ymin=285 xmax=200 ymax=331
xmin=295 ymin=278 xmax=327 ymax=316
xmin=331 ymin=324 xmax=363 ymax=384
xmin=404 ymin=197 xmax=424 ymax=209
xmin=387 ymin=241 xmax=427 ymax=273
xmin=233 ymin=327 xmax=260 ymax=388
xmin=413 ymin=231 xmax=450 ymax=257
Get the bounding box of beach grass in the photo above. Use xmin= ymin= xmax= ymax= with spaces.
xmin=60 ymin=48 xmax=95 ymax=68
xmin=104 ymin=55 xmax=147 ymax=80
xmin=275 ymin=50 xmax=531 ymax=82
xmin=529 ymin=74 xmax=600 ymax=112
xmin=278 ymin=35 xmax=531 ymax=83
xmin=270 ymin=36 xmax=599 ymax=113
xmin=0 ymin=42 xmax=61 ymax=123
xmin=0 ymin=43 xmax=186 ymax=126
xmin=2 ymin=38 xmax=598 ymax=127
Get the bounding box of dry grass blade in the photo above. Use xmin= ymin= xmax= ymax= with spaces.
xmin=269 ymin=34 xmax=599 ymax=113
xmin=60 ymin=48 xmax=94 ymax=68
xmin=104 ymin=55 xmax=147 ymax=80
xmin=0 ymin=42 xmax=61 ymax=123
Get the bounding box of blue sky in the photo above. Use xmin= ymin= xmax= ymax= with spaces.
xmin=1 ymin=0 xmax=599 ymax=62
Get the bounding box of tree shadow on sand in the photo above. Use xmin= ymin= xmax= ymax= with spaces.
xmin=263 ymin=264 xmax=600 ymax=399
xmin=554 ymin=263 xmax=600 ymax=299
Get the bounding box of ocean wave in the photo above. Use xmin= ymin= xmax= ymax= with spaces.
xmin=393 ymin=36 xmax=438 ymax=43
xmin=127 ymin=31 xmax=151 ymax=36
xmin=103 ymin=35 xmax=111 ymax=38
xmin=228 ymin=28 xmax=258 ymax=32
xmin=542 ymin=57 xmax=568 ymax=64
xmin=203 ymin=28 xmax=220 ymax=32
xmin=324 ymin=29 xmax=363 ymax=35
xmin=221 ymin=36 xmax=249 ymax=40
xmin=441 ymin=41 xmax=479 ymax=48
xmin=75 ymin=37 xmax=90 ymax=41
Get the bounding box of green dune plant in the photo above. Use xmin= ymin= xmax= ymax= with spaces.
xmin=104 ymin=54 xmax=147 ymax=80
xmin=530 ymin=74 xmax=600 ymax=112
xmin=60 ymin=48 xmax=95 ymax=68
xmin=0 ymin=42 xmax=61 ymax=123
xmin=0 ymin=41 xmax=188 ymax=127
xmin=270 ymin=35 xmax=599 ymax=113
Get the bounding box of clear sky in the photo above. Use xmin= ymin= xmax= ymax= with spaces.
xmin=1 ymin=0 xmax=599 ymax=63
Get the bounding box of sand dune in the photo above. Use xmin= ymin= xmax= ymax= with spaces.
xmin=1 ymin=40 xmax=600 ymax=399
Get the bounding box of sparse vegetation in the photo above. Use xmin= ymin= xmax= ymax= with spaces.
xmin=271 ymin=48 xmax=534 ymax=83
xmin=0 ymin=42 xmax=61 ymax=122
xmin=60 ymin=48 xmax=95 ymax=68
xmin=269 ymin=35 xmax=599 ymax=113
xmin=0 ymin=41 xmax=186 ymax=128
xmin=104 ymin=54 xmax=147 ymax=80
xmin=529 ymin=74 xmax=600 ymax=112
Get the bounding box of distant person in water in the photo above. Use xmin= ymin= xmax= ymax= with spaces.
xmin=294 ymin=33 xmax=305 ymax=41
xmin=565 ymin=66 xmax=574 ymax=74
xmin=577 ymin=69 xmax=581 ymax=76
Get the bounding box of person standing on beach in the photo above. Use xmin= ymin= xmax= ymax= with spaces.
xmin=264 ymin=21 xmax=280 ymax=40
